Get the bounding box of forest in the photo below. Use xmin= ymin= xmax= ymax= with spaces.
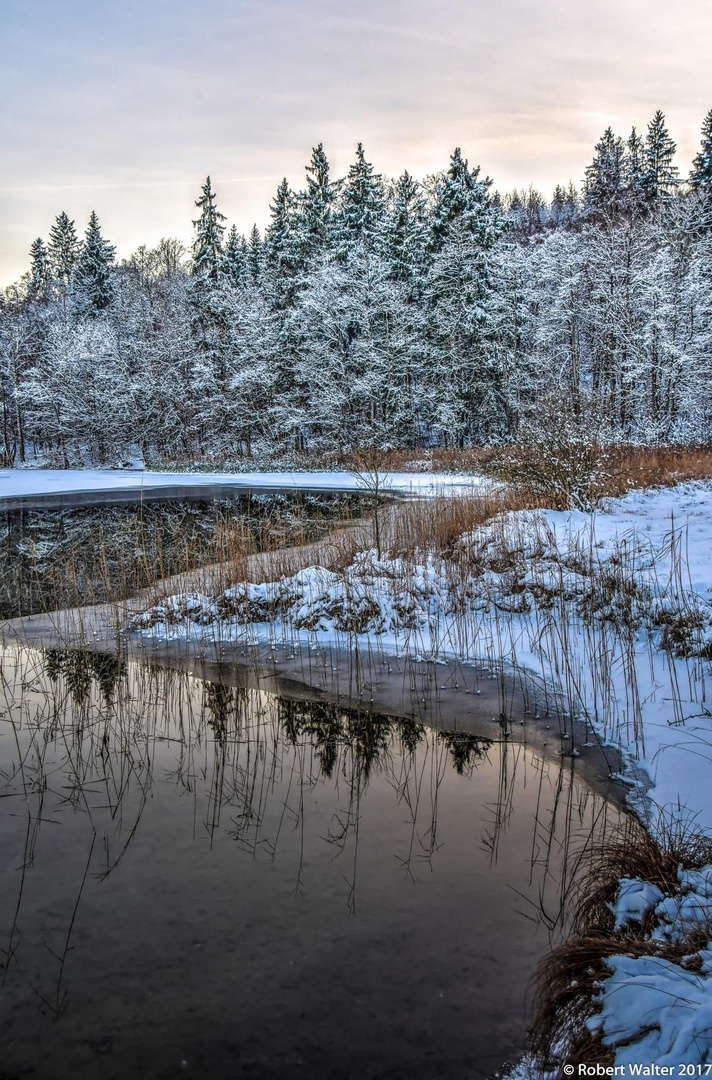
xmin=1 ymin=108 xmax=711 ymax=467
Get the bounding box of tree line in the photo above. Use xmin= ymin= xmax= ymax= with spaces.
xmin=1 ymin=108 xmax=711 ymax=466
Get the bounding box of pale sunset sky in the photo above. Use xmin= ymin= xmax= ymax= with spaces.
xmin=1 ymin=0 xmax=711 ymax=284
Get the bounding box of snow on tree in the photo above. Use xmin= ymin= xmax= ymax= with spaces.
xmin=690 ymin=109 xmax=712 ymax=192
xmin=430 ymin=148 xmax=501 ymax=251
xmin=71 ymin=212 xmax=116 ymax=317
xmin=642 ymin=110 xmax=679 ymax=202
xmin=221 ymin=225 xmax=247 ymax=287
xmin=295 ymin=144 xmax=336 ymax=262
xmin=247 ymin=225 xmax=264 ymax=282
xmin=27 ymin=238 xmax=52 ymax=301
xmin=264 ymin=179 xmax=300 ymax=305
xmin=584 ymin=128 xmax=626 ymax=217
xmin=335 ymin=143 xmax=385 ymax=255
xmin=192 ymin=176 xmax=226 ymax=280
xmin=48 ymin=211 xmax=80 ymax=285
xmin=381 ymin=171 xmax=429 ymax=296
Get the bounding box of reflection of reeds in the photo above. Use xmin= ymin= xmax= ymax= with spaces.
xmin=0 ymin=640 xmax=620 ymax=1023
xmin=136 ymin=494 xmax=710 ymax=775
xmin=0 ymin=493 xmax=364 ymax=620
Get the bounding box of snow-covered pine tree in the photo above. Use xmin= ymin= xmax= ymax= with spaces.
xmin=221 ymin=225 xmax=247 ymax=287
xmin=192 ymin=176 xmax=226 ymax=280
xmin=690 ymin=109 xmax=712 ymax=192
xmin=425 ymin=216 xmax=504 ymax=445
xmin=27 ymin=238 xmax=52 ymax=301
xmin=642 ymin=110 xmax=679 ymax=203
xmin=71 ymin=212 xmax=116 ymax=316
xmin=264 ymin=178 xmax=300 ymax=305
xmin=549 ymin=184 xmax=581 ymax=229
xmin=335 ymin=143 xmax=385 ymax=256
xmin=295 ymin=144 xmax=336 ymax=262
xmin=550 ymin=186 xmax=568 ymax=228
xmin=584 ymin=128 xmax=626 ymax=217
xmin=247 ymin=225 xmax=264 ymax=281
xmin=48 ymin=212 xmax=80 ymax=285
xmin=381 ymin=171 xmax=429 ymax=296
xmin=623 ymin=127 xmax=647 ymax=213
xmin=430 ymin=148 xmax=500 ymax=251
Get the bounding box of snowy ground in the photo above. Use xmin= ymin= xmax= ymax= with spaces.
xmin=0 ymin=468 xmax=480 ymax=503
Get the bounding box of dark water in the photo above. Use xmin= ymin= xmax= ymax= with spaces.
xmin=0 ymin=492 xmax=362 ymax=619
xmin=0 ymin=642 xmax=624 ymax=1080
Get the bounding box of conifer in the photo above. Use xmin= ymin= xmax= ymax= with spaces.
xmin=48 ymin=211 xmax=80 ymax=284
xmin=71 ymin=211 xmax=116 ymax=316
xmin=192 ymin=176 xmax=226 ymax=281
xmin=690 ymin=109 xmax=712 ymax=191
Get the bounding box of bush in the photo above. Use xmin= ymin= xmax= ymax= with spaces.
xmin=491 ymin=407 xmax=611 ymax=511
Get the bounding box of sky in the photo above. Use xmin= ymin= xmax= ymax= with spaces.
xmin=1 ymin=0 xmax=711 ymax=285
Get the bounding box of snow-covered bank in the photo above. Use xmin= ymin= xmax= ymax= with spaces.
xmin=133 ymin=481 xmax=712 ymax=836
xmin=591 ymin=865 xmax=712 ymax=1063
xmin=0 ymin=467 xmax=481 ymax=505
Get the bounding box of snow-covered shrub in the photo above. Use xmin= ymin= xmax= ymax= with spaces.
xmin=492 ymin=406 xmax=612 ymax=511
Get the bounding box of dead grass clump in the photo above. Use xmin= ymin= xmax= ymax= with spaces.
xmin=652 ymin=604 xmax=712 ymax=660
xmin=530 ymin=818 xmax=712 ymax=1069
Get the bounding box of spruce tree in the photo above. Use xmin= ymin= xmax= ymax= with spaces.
xmin=71 ymin=211 xmax=116 ymax=316
xmin=247 ymin=224 xmax=264 ymax=281
xmin=192 ymin=176 xmax=226 ymax=281
xmin=221 ymin=225 xmax=247 ymax=286
xmin=584 ymin=128 xmax=626 ymax=217
xmin=690 ymin=109 xmax=712 ymax=191
xmin=550 ymin=184 xmax=580 ymax=228
xmin=382 ymin=171 xmax=429 ymax=294
xmin=27 ymin=238 xmax=52 ymax=300
xmin=48 ymin=211 xmax=80 ymax=285
xmin=430 ymin=148 xmax=499 ymax=250
xmin=623 ymin=127 xmax=647 ymax=212
xmin=550 ymin=185 xmax=567 ymax=227
xmin=295 ymin=144 xmax=335 ymax=261
xmin=264 ymin=178 xmax=300 ymax=302
xmin=336 ymin=143 xmax=385 ymax=254
xmin=642 ymin=110 xmax=679 ymax=202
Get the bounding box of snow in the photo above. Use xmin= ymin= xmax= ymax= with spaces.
xmin=589 ymin=868 xmax=712 ymax=1064
xmin=590 ymin=947 xmax=712 ymax=1064
xmin=609 ymin=878 xmax=664 ymax=931
xmin=0 ymin=468 xmax=480 ymax=503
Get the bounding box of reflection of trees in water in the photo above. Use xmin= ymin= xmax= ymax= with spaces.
xmin=0 ymin=642 xmax=623 ymax=1014
xmin=44 ymin=647 xmax=127 ymax=704
xmin=0 ymin=492 xmax=362 ymax=618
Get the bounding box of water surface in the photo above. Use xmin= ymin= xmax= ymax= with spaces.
xmin=0 ymin=492 xmax=361 ymax=619
xmin=0 ymin=642 xmax=624 ymax=1079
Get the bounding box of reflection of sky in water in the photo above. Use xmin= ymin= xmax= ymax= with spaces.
xmin=0 ymin=642 xmax=627 ymax=1079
